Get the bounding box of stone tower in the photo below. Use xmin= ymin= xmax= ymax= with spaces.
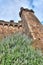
xmin=0 ymin=7 xmax=43 ymax=41
xmin=19 ymin=7 xmax=43 ymax=40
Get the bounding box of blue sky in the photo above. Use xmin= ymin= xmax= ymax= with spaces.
xmin=0 ymin=0 xmax=43 ymax=24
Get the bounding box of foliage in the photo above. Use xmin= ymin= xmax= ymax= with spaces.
xmin=0 ymin=33 xmax=43 ymax=65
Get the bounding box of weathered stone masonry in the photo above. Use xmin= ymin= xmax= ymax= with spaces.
xmin=19 ymin=7 xmax=43 ymax=41
xmin=0 ymin=7 xmax=43 ymax=41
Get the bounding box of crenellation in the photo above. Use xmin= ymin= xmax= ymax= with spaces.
xmin=19 ymin=7 xmax=43 ymax=40
xmin=0 ymin=7 xmax=43 ymax=41
xmin=19 ymin=7 xmax=34 ymax=17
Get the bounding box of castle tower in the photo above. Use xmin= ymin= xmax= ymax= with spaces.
xmin=19 ymin=7 xmax=43 ymax=40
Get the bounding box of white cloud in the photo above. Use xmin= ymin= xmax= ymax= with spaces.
xmin=0 ymin=0 xmax=43 ymax=24
xmin=30 ymin=0 xmax=43 ymax=24
xmin=0 ymin=0 xmax=29 ymax=22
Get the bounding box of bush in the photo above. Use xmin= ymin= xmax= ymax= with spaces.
xmin=0 ymin=33 xmax=43 ymax=65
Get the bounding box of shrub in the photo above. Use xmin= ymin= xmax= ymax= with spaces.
xmin=0 ymin=33 xmax=43 ymax=65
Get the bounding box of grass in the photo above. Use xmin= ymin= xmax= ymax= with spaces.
xmin=0 ymin=32 xmax=43 ymax=65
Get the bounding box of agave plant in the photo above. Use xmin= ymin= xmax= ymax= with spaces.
xmin=0 ymin=32 xmax=43 ymax=65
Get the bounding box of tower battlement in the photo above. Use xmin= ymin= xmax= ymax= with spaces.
xmin=0 ymin=7 xmax=43 ymax=41
xmin=19 ymin=7 xmax=34 ymax=17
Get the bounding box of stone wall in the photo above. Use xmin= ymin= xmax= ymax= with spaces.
xmin=19 ymin=7 xmax=43 ymax=41
xmin=0 ymin=20 xmax=24 ymax=38
xmin=0 ymin=7 xmax=43 ymax=41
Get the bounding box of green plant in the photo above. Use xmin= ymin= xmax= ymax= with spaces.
xmin=0 ymin=33 xmax=43 ymax=65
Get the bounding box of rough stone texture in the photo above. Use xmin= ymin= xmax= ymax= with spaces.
xmin=0 ymin=20 xmax=24 ymax=38
xmin=0 ymin=7 xmax=43 ymax=41
xmin=20 ymin=7 xmax=43 ymax=40
xmin=19 ymin=7 xmax=43 ymax=51
xmin=32 ymin=39 xmax=43 ymax=52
